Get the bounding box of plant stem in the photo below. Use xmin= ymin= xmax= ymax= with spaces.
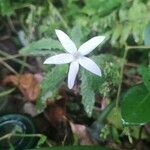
xmin=0 ymin=133 xmax=52 ymax=147
xmin=0 ymin=60 xmax=18 ymax=74
xmin=115 ymin=44 xmax=150 ymax=108
xmin=0 ymin=54 xmax=21 ymax=61
xmin=116 ymin=47 xmax=128 ymax=108
xmin=126 ymin=45 xmax=150 ymax=50
xmin=19 ymin=56 xmax=27 ymax=74
xmin=0 ymin=50 xmax=32 ymax=69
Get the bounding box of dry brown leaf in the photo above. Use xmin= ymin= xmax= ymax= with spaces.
xmin=3 ymin=73 xmax=40 ymax=101
xmin=44 ymin=99 xmax=66 ymax=126
xmin=70 ymin=122 xmax=94 ymax=145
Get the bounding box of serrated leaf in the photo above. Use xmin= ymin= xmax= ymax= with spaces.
xmin=121 ymin=84 xmax=150 ymax=125
xmin=20 ymin=38 xmax=63 ymax=56
xmin=83 ymin=54 xmax=123 ymax=97
xmin=36 ymin=65 xmax=68 ymax=112
xmin=80 ymin=70 xmax=95 ymax=117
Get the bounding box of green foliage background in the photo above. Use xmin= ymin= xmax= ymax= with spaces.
xmin=0 ymin=0 xmax=150 ymax=147
xmin=1 ymin=0 xmax=149 ymax=116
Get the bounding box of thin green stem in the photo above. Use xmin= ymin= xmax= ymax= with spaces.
xmin=116 ymin=47 xmax=128 ymax=108
xmin=0 ymin=133 xmax=52 ymax=147
xmin=0 ymin=133 xmax=41 ymax=141
xmin=0 ymin=51 xmax=32 ymax=69
xmin=126 ymin=45 xmax=150 ymax=50
xmin=115 ymin=44 xmax=150 ymax=108
xmin=0 ymin=49 xmax=24 ymax=58
xmin=19 ymin=56 xmax=27 ymax=74
xmin=0 ymin=54 xmax=21 ymax=61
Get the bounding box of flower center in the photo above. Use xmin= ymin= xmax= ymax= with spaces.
xmin=73 ymin=52 xmax=81 ymax=60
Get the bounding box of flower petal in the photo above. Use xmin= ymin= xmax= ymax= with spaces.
xmin=79 ymin=56 xmax=102 ymax=76
xmin=55 ymin=29 xmax=77 ymax=54
xmin=44 ymin=53 xmax=73 ymax=64
xmin=68 ymin=61 xmax=79 ymax=89
xmin=78 ymin=36 xmax=105 ymax=55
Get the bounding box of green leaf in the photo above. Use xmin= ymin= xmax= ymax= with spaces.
xmin=83 ymin=0 xmax=101 ymax=15
xmin=128 ymin=1 xmax=147 ymax=22
xmin=120 ymin=24 xmax=131 ymax=44
xmin=139 ymin=66 xmax=150 ymax=91
xmin=0 ymin=88 xmax=15 ymax=97
xmin=36 ymin=65 xmax=68 ymax=112
xmin=80 ymin=70 xmax=95 ymax=117
xmin=0 ymin=0 xmax=14 ymax=16
xmin=80 ymin=54 xmax=123 ymax=101
xmin=83 ymin=0 xmax=123 ymax=17
xmin=111 ymin=24 xmax=122 ymax=45
xmin=31 ymin=146 xmax=113 ymax=150
xmin=85 ymin=54 xmax=123 ymax=96
xmin=128 ymin=1 xmax=148 ymax=43
xmin=121 ymin=84 xmax=150 ymax=125
xmin=144 ymin=21 xmax=150 ymax=45
xmin=98 ymin=0 xmax=123 ymax=17
xmin=70 ymin=25 xmax=82 ymax=47
xmin=20 ymin=38 xmax=63 ymax=56
xmin=107 ymin=107 xmax=123 ymax=129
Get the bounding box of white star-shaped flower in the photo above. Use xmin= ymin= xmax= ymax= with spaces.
xmin=44 ymin=29 xmax=105 ymax=89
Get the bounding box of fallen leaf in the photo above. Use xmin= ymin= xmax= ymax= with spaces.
xmin=3 ymin=73 xmax=40 ymax=101
xmin=44 ymin=98 xmax=67 ymax=127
